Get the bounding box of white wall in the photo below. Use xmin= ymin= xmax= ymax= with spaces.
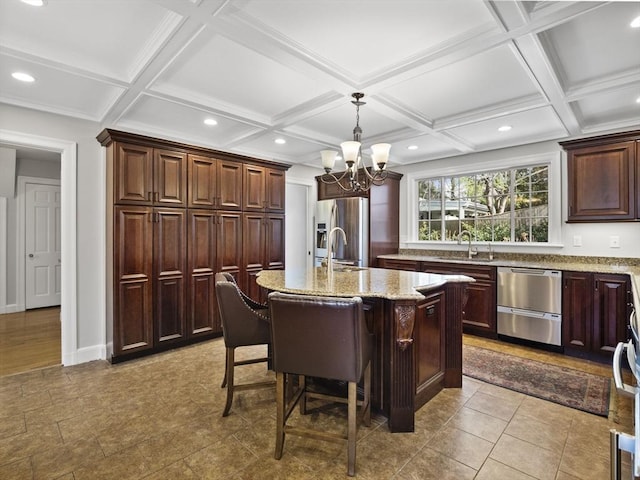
xmin=0 ymin=147 xmax=16 ymax=197
xmin=395 ymin=140 xmax=639 ymax=259
xmin=0 ymin=104 xmax=103 ymax=352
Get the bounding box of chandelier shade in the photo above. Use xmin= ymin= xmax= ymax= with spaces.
xmin=319 ymin=92 xmax=390 ymax=193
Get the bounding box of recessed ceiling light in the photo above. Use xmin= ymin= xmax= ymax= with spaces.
xmin=203 ymin=118 xmax=217 ymax=126
xmin=12 ymin=72 xmax=35 ymax=83
xmin=631 ymin=15 xmax=640 ymax=28
xmin=274 ymin=138 xmax=286 ymax=145
xmin=636 ymin=96 xmax=640 ymax=104
xmin=498 ymin=125 xmax=512 ymax=132
xmin=407 ymin=145 xmax=418 ymax=151
xmin=21 ymin=0 xmax=46 ymax=6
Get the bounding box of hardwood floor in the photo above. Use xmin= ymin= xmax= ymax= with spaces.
xmin=0 ymin=307 xmax=61 ymax=376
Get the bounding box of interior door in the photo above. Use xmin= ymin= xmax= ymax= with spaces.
xmin=25 ymin=183 xmax=61 ymax=309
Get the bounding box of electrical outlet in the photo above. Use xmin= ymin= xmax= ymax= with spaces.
xmin=573 ymin=235 xmax=582 ymax=247
xmin=609 ymin=235 xmax=620 ymax=248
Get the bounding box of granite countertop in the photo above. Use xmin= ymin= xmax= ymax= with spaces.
xmin=378 ymin=251 xmax=640 ymax=312
xmin=256 ymin=266 xmax=473 ymax=300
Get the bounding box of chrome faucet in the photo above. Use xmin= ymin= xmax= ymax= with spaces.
xmin=325 ymin=227 xmax=347 ymax=270
xmin=457 ymin=230 xmax=478 ymax=259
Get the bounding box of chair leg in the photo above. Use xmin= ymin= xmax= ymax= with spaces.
xmin=222 ymin=347 xmax=235 ymax=417
xmin=221 ymin=351 xmax=228 ymax=388
xmin=299 ymin=375 xmax=307 ymax=415
xmin=347 ymin=381 xmax=357 ymax=477
xmin=364 ymin=361 xmax=371 ymax=427
xmin=275 ymin=371 xmax=286 ymax=460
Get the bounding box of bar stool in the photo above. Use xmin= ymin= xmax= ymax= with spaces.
xmin=268 ymin=292 xmax=372 ymax=477
xmin=215 ymin=272 xmax=274 ymax=417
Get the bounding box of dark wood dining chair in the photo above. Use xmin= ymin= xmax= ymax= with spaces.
xmin=215 ymin=272 xmax=274 ymax=417
xmin=268 ymin=291 xmax=372 ymax=477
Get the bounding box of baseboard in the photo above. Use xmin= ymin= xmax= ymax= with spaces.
xmin=63 ymin=344 xmax=107 ymax=366
xmin=0 ymin=304 xmax=22 ymax=314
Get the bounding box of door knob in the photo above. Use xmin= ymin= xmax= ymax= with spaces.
xmin=28 ymin=254 xmax=34 ymax=258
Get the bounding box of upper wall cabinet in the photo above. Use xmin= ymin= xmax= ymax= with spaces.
xmin=188 ymin=154 xmax=243 ymax=210
xmin=113 ymin=142 xmax=187 ymax=207
xmin=243 ymin=164 xmax=286 ymax=212
xmin=560 ymin=130 xmax=639 ymax=222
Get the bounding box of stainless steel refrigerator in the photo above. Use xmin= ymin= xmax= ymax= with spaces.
xmin=314 ymin=197 xmax=369 ymax=267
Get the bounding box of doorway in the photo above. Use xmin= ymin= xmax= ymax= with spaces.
xmin=285 ymin=181 xmax=313 ymax=270
xmin=0 ymin=129 xmax=77 ymax=368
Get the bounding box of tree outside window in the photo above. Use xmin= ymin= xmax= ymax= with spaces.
xmin=417 ymin=165 xmax=549 ymax=243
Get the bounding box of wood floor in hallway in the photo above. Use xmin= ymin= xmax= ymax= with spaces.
xmin=0 ymin=307 xmax=61 ymax=376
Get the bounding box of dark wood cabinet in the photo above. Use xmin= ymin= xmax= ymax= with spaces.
xmin=317 ymin=171 xmax=403 ymax=265
xmin=377 ymin=258 xmax=420 ymax=271
xmin=560 ymin=130 xmax=639 ymax=222
xmin=113 ymin=205 xmax=154 ymax=355
xmin=242 ymin=212 xmax=285 ymax=303
xmin=414 ymin=291 xmax=445 ymax=408
xmin=187 ymin=209 xmax=218 ymax=337
xmin=377 ymin=258 xmax=497 ymax=338
xmin=216 ymin=211 xmax=243 ymax=278
xmin=243 ymin=164 xmax=286 ymax=212
xmin=113 ymin=142 xmax=187 ymax=207
xmin=153 ymin=208 xmax=187 ymax=345
xmin=420 ymin=262 xmax=496 ymax=338
xmin=562 ymin=271 xmax=631 ymax=359
xmin=188 ymin=155 xmax=243 ymax=210
xmin=99 ymin=128 xmax=288 ymax=362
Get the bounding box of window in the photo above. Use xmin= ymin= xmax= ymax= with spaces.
xmin=417 ymin=165 xmax=550 ymax=243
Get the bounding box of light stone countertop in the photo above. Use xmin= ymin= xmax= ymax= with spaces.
xmin=256 ymin=267 xmax=473 ymax=301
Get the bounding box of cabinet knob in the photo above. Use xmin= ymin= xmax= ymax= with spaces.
xmin=28 ymin=253 xmax=34 ymax=258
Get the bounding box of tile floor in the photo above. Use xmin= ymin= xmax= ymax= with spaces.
xmin=0 ymin=336 xmax=635 ymax=479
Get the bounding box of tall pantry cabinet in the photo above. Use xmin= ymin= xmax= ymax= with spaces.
xmin=98 ymin=129 xmax=289 ymax=363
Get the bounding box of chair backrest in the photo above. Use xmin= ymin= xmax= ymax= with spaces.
xmin=215 ymin=273 xmax=270 ymax=348
xmin=268 ymin=292 xmax=371 ymax=383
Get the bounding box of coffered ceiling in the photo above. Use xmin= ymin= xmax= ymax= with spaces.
xmin=1 ymin=0 xmax=639 ymax=169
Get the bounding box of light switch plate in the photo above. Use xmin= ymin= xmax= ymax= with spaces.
xmin=573 ymin=235 xmax=582 ymax=247
xmin=609 ymin=235 xmax=620 ymax=248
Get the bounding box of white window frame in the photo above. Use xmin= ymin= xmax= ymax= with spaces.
xmin=406 ymin=151 xmax=562 ymax=247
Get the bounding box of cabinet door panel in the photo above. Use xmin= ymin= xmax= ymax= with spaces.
xmin=266 ymin=168 xmax=286 ymax=211
xmin=114 ymin=206 xmax=153 ymax=354
xmin=562 ymin=272 xmax=592 ymax=352
xmin=462 ymin=281 xmax=495 ymax=332
xmin=115 ymin=143 xmax=153 ymax=204
xmin=243 ymin=165 xmax=266 ymax=210
xmin=217 ymin=161 xmax=243 ymax=210
xmin=188 ymin=210 xmax=218 ymax=336
xmin=265 ymin=214 xmax=285 ymax=270
xmin=567 ymin=141 xmax=635 ymax=221
xmin=188 ymin=155 xmax=216 ymax=208
xmin=242 ymin=213 xmax=265 ymax=302
xmin=154 ymin=149 xmax=187 ymax=207
xmin=592 ymin=274 xmax=629 ymax=355
xmin=154 ymin=209 xmax=186 ymax=344
xmin=217 ymin=212 xmax=242 ymax=279
xmin=415 ymin=294 xmax=445 ymax=389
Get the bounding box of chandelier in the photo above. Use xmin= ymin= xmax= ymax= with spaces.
xmin=319 ymin=92 xmax=390 ymax=192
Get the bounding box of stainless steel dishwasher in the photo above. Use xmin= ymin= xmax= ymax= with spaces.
xmin=497 ymin=267 xmax=562 ymax=346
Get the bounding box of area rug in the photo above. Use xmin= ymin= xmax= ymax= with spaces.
xmin=463 ymin=345 xmax=611 ymax=417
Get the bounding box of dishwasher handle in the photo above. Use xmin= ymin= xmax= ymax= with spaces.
xmin=505 ymin=267 xmax=561 ymax=277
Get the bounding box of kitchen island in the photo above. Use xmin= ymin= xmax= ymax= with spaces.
xmin=257 ymin=267 xmax=473 ymax=432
